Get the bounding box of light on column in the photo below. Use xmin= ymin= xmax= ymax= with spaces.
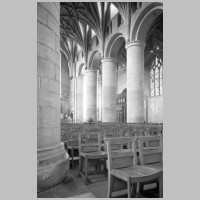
xmin=60 ymin=52 xmax=61 ymax=97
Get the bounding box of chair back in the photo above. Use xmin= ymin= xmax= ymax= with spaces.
xmin=146 ymin=127 xmax=162 ymax=136
xmin=79 ymin=131 xmax=101 ymax=153
xmin=102 ymin=127 xmax=122 ymax=150
xmin=106 ymin=137 xmax=137 ymax=171
xmin=103 ymin=135 xmax=122 ymax=152
xmin=138 ymin=136 xmax=163 ymax=165
xmin=66 ymin=129 xmax=79 ymax=146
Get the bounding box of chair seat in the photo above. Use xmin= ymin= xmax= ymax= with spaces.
xmin=68 ymin=145 xmax=79 ymax=149
xmin=80 ymin=151 xmax=107 ymax=159
xmin=144 ymin=162 xmax=163 ymax=170
xmin=111 ymin=165 xmax=162 ymax=182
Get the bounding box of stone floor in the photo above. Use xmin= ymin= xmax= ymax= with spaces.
xmin=37 ymin=161 xmax=159 ymax=198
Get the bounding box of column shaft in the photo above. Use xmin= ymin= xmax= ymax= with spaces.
xmin=126 ymin=41 xmax=145 ymax=123
xmin=101 ymin=58 xmax=117 ymax=122
xmin=98 ymin=75 xmax=102 ymax=121
xmin=69 ymin=63 xmax=75 ymax=120
xmin=37 ymin=2 xmax=68 ymax=192
xmin=76 ymin=76 xmax=84 ymax=122
xmin=69 ymin=76 xmax=74 ymax=114
xmin=61 ymin=53 xmax=70 ymax=117
xmin=85 ymin=69 xmax=97 ymax=121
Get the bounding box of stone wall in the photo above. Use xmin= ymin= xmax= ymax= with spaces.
xmin=146 ymin=96 xmax=163 ymax=123
xmin=117 ymin=67 xmax=127 ymax=94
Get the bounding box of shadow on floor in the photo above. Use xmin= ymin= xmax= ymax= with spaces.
xmin=37 ymin=162 xmax=160 ymax=198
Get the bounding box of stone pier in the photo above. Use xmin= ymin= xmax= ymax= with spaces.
xmin=37 ymin=2 xmax=69 ymax=192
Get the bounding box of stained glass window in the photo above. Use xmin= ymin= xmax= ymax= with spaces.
xmin=150 ymin=56 xmax=163 ymax=96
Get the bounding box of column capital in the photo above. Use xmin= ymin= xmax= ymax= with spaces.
xmin=98 ymin=75 xmax=102 ymax=82
xmin=85 ymin=68 xmax=98 ymax=74
xmin=125 ymin=40 xmax=146 ymax=50
xmin=101 ymin=57 xmax=118 ymax=64
xmin=77 ymin=75 xmax=84 ymax=79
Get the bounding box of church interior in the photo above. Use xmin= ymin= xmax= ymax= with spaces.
xmin=37 ymin=2 xmax=163 ymax=198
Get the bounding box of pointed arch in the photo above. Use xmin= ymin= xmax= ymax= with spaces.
xmin=77 ymin=63 xmax=85 ymax=76
xmin=105 ymin=32 xmax=125 ymax=59
xmin=130 ymin=2 xmax=163 ymax=42
xmin=88 ymin=50 xmax=101 ymax=70
xmin=60 ymin=48 xmax=72 ymax=77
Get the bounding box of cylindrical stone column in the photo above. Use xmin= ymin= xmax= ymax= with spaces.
xmin=101 ymin=58 xmax=117 ymax=122
xmin=69 ymin=63 xmax=76 ymax=120
xmin=37 ymin=2 xmax=68 ymax=192
xmin=98 ymin=75 xmax=102 ymax=121
xmin=76 ymin=75 xmax=84 ymax=123
xmin=74 ymin=77 xmax=77 ymax=123
xmin=125 ymin=40 xmax=146 ymax=123
xmin=85 ymin=69 xmax=97 ymax=122
xmin=69 ymin=75 xmax=74 ymax=118
xmin=61 ymin=52 xmax=70 ymax=117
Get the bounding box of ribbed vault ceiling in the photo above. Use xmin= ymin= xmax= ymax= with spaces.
xmin=60 ymin=2 xmax=163 ymax=69
xmin=60 ymin=2 xmax=138 ymax=57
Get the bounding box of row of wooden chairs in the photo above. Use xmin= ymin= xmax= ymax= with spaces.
xmin=76 ymin=128 xmax=162 ymax=188
xmin=61 ymin=124 xmax=163 ymax=139
xmin=61 ymin=125 xmax=163 ymax=169
xmin=77 ymin=129 xmax=163 ymax=197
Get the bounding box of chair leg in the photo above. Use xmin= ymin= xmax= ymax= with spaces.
xmin=71 ymin=148 xmax=74 ymax=169
xmin=85 ymin=157 xmax=89 ymax=184
xmin=95 ymin=160 xmax=98 ymax=172
xmin=107 ymin=173 xmax=114 ymax=198
xmin=103 ymin=159 xmax=107 ymax=174
xmin=127 ymin=178 xmax=132 ymax=198
xmin=159 ymin=174 xmax=163 ymax=197
xmin=78 ymin=156 xmax=82 ymax=177
xmin=97 ymin=160 xmax=101 ymax=173
xmin=138 ymin=183 xmax=144 ymax=195
xmin=131 ymin=183 xmax=137 ymax=198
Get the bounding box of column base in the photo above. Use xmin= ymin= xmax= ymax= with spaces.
xmin=37 ymin=144 xmax=69 ymax=193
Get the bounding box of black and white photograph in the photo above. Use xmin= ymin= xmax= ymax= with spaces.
xmin=37 ymin=2 xmax=163 ymax=198
xmin=2 ymin=0 xmax=200 ymax=199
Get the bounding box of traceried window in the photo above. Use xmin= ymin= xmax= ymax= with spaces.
xmin=150 ymin=56 xmax=163 ymax=97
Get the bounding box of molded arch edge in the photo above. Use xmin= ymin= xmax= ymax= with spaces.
xmin=87 ymin=50 xmax=101 ymax=70
xmin=105 ymin=32 xmax=126 ymax=59
xmin=130 ymin=2 xmax=163 ymax=42
xmin=77 ymin=62 xmax=85 ymax=76
xmin=60 ymin=48 xmax=72 ymax=77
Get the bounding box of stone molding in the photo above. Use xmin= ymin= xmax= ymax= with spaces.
xmin=85 ymin=68 xmax=98 ymax=73
xmin=37 ymin=142 xmax=64 ymax=153
xmin=125 ymin=40 xmax=146 ymax=50
xmin=76 ymin=75 xmax=85 ymax=79
xmin=101 ymin=57 xmax=118 ymax=64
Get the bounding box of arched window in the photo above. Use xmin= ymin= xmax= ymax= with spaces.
xmin=150 ymin=56 xmax=163 ymax=97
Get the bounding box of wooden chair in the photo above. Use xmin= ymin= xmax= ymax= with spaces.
xmin=146 ymin=127 xmax=162 ymax=136
xmin=102 ymin=132 xmax=123 ymax=172
xmin=137 ymin=136 xmax=163 ymax=196
xmin=138 ymin=136 xmax=163 ymax=166
xmin=61 ymin=128 xmax=80 ymax=169
xmin=106 ymin=137 xmax=163 ymax=198
xmin=79 ymin=131 xmax=107 ymax=184
xmin=67 ymin=132 xmax=79 ymax=169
